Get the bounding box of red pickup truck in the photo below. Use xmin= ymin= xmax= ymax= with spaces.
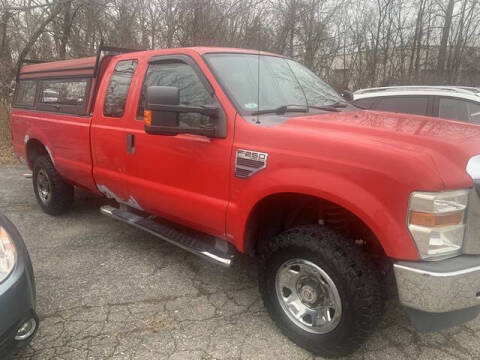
xmin=9 ymin=46 xmax=480 ymax=357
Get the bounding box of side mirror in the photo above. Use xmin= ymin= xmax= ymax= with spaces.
xmin=341 ymin=90 xmax=354 ymax=102
xmin=144 ymin=86 xmax=219 ymax=137
xmin=146 ymin=86 xmax=180 ymax=128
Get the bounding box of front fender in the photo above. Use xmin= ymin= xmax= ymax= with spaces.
xmin=226 ymin=167 xmax=419 ymax=260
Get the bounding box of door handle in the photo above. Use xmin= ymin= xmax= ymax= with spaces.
xmin=126 ymin=133 xmax=135 ymax=154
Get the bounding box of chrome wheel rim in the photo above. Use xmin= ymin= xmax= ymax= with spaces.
xmin=37 ymin=169 xmax=51 ymax=203
xmin=275 ymin=259 xmax=342 ymax=334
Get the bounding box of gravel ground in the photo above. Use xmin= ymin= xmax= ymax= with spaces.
xmin=0 ymin=164 xmax=479 ymax=360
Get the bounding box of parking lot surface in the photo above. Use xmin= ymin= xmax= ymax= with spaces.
xmin=0 ymin=165 xmax=479 ymax=360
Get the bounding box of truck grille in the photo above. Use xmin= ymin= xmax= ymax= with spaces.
xmin=463 ymin=181 xmax=480 ymax=254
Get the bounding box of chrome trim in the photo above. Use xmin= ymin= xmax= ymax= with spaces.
xmin=394 ymin=259 xmax=480 ymax=313
xmin=394 ymin=263 xmax=480 ymax=278
xmin=464 ymin=185 xmax=480 ymax=254
xmin=100 ymin=205 xmax=234 ymax=267
xmin=199 ymin=251 xmax=233 ymax=266
xmin=467 ymin=155 xmax=480 ymax=180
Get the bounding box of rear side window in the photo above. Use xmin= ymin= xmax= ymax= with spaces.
xmin=104 ymin=60 xmax=137 ymax=117
xmin=438 ymin=97 xmax=480 ymax=124
xmin=373 ymin=96 xmax=428 ymax=116
xmin=469 ymin=102 xmax=480 ymax=125
xmin=15 ymin=80 xmax=37 ymax=107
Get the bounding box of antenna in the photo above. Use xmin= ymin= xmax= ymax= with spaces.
xmin=256 ymin=18 xmax=261 ymax=125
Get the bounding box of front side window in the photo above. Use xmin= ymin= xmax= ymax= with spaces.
xmin=39 ymin=79 xmax=87 ymax=106
xmin=373 ymin=96 xmax=428 ymax=116
xmin=104 ymin=60 xmax=137 ymax=117
xmin=353 ymin=97 xmax=376 ymax=109
xmin=138 ymin=61 xmax=215 ymax=128
xmin=204 ymin=53 xmax=343 ymax=114
xmin=15 ymin=80 xmax=37 ymax=107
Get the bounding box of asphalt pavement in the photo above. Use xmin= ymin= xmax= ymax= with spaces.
xmin=0 ymin=165 xmax=478 ymax=360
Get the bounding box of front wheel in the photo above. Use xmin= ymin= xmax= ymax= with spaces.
xmin=258 ymin=225 xmax=384 ymax=358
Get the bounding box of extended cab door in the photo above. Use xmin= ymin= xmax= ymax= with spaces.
xmin=123 ymin=54 xmax=233 ymax=237
xmin=91 ymin=58 xmax=138 ymax=201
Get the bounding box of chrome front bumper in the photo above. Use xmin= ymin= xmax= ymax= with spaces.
xmin=394 ymin=256 xmax=480 ymax=313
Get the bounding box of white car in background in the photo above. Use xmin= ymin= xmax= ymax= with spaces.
xmin=352 ymin=86 xmax=480 ymax=125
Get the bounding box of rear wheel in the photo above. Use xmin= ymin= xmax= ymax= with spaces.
xmin=258 ymin=225 xmax=384 ymax=358
xmin=33 ymin=156 xmax=74 ymax=215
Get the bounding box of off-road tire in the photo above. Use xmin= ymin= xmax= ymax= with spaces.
xmin=258 ymin=225 xmax=384 ymax=358
xmin=32 ymin=155 xmax=74 ymax=215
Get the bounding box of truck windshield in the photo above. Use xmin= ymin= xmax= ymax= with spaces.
xmin=205 ymin=53 xmax=344 ymax=114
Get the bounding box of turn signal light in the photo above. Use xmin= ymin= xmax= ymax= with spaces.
xmin=144 ymin=110 xmax=152 ymax=126
xmin=410 ymin=211 xmax=464 ymax=227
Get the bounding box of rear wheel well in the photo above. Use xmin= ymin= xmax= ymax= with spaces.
xmin=245 ymin=193 xmax=388 ymax=269
xmin=26 ymin=139 xmax=49 ymax=168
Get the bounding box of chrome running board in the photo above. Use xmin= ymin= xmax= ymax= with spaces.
xmin=100 ymin=205 xmax=235 ymax=267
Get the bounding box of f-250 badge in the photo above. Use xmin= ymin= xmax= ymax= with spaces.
xmin=235 ymin=149 xmax=268 ymax=178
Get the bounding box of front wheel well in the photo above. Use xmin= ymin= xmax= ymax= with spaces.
xmin=244 ymin=193 xmax=388 ymax=269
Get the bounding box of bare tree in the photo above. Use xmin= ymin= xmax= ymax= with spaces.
xmin=0 ymin=0 xmax=479 ymax=101
xmin=437 ymin=0 xmax=456 ymax=78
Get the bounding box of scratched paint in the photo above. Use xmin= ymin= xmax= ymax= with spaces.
xmin=97 ymin=184 xmax=143 ymax=211
xmin=126 ymin=196 xmax=143 ymax=211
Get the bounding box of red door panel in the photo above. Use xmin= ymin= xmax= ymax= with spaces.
xmin=126 ymin=125 xmax=232 ymax=236
xmin=123 ymin=53 xmax=235 ymax=237
xmin=91 ymin=59 xmax=138 ymax=201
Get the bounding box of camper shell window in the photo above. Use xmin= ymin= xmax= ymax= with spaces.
xmin=36 ymin=78 xmax=90 ymax=114
xmin=16 ymin=57 xmax=97 ymax=115
xmin=14 ymin=80 xmax=37 ymax=108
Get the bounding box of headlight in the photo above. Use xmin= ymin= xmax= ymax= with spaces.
xmin=0 ymin=226 xmax=17 ymax=283
xmin=408 ymin=189 xmax=469 ymax=260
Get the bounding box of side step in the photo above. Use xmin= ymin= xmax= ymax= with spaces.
xmin=100 ymin=205 xmax=236 ymax=267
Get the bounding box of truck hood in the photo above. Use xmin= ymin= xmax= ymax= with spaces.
xmin=286 ymin=109 xmax=480 ymax=189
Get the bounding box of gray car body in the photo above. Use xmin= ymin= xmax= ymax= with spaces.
xmin=352 ymin=86 xmax=480 ymax=124
xmin=0 ymin=212 xmax=37 ymax=358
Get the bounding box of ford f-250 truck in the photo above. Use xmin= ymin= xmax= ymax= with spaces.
xmin=9 ymin=46 xmax=480 ymax=357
